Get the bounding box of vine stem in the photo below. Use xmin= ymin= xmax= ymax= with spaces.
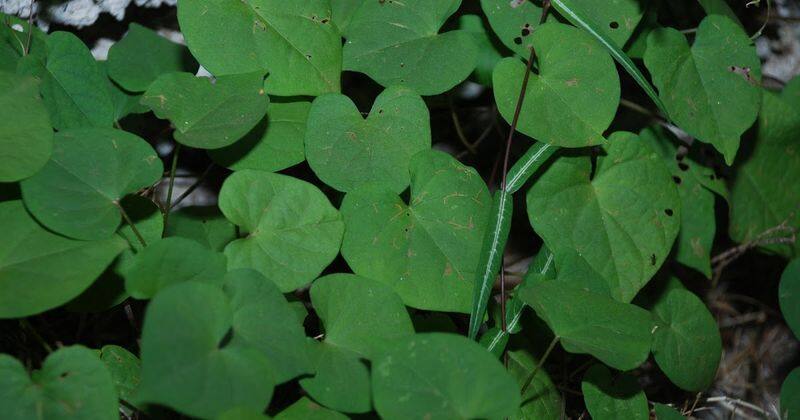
xmin=23 ymin=0 xmax=34 ymax=56
xmin=20 ymin=319 xmax=52 ymax=353
xmin=521 ymin=336 xmax=559 ymax=393
xmin=499 ymin=0 xmax=551 ymax=338
xmin=163 ymin=143 xmax=181 ymax=232
xmin=116 ymin=201 xmax=147 ymax=248
xmin=169 ymin=163 xmax=214 ymax=210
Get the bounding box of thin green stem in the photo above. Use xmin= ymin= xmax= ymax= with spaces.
xmin=169 ymin=164 xmax=213 ymax=210
xmin=20 ymin=319 xmax=52 ymax=353
xmin=24 ymin=0 xmax=34 ymax=56
xmin=116 ymin=201 xmax=147 ymax=248
xmin=521 ymin=336 xmax=559 ymax=394
xmin=163 ymin=144 xmax=181 ymax=232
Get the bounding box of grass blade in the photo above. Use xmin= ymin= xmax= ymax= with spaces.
xmin=550 ymin=0 xmax=670 ymax=120
xmin=468 ymin=190 xmax=513 ymax=340
xmin=506 ymin=142 xmax=556 ymax=194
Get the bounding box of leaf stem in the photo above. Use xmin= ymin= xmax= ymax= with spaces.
xmin=20 ymin=319 xmax=52 ymax=353
xmin=116 ymin=201 xmax=147 ymax=248
xmin=163 ymin=143 xmax=181 ymax=232
xmin=521 ymin=336 xmax=559 ymax=394
xmin=23 ymin=0 xmax=34 ymax=56
xmin=169 ymin=163 xmax=214 ymax=210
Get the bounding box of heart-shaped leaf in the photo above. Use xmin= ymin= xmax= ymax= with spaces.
xmin=343 ymin=0 xmax=478 ymax=95
xmin=226 ymin=269 xmax=314 ymax=384
xmin=372 ymin=333 xmax=520 ymax=420
xmin=507 ymin=350 xmax=562 ymax=420
xmin=341 ymin=150 xmax=491 ymax=313
xmin=305 ymin=86 xmax=431 ymax=193
xmin=209 ymin=100 xmax=311 ymax=172
xmin=165 ymin=206 xmax=237 ymax=252
xmin=519 ymin=281 xmax=652 ymax=371
xmin=780 ymin=259 xmax=800 ymax=339
xmin=275 ymin=397 xmax=348 ymax=420
xmin=0 ymin=200 xmax=126 ymax=318
xmin=493 ymin=22 xmax=620 ymax=147
xmin=178 ymin=0 xmax=341 ymax=96
xmin=459 ymin=14 xmax=504 ymax=87
xmin=311 ymin=273 xmax=414 ymax=358
xmin=219 ymin=170 xmax=344 ymax=292
xmin=0 ymin=346 xmax=118 ymax=420
xmin=526 ymin=132 xmax=681 ymax=302
xmin=141 ymin=72 xmax=269 ymax=149
xmin=651 ymin=289 xmax=721 ymax=391
xmin=300 ymin=343 xmax=371 ymax=413
xmin=137 ymin=281 xmax=275 ymax=418
xmin=19 ymin=31 xmax=115 ymax=130
xmin=20 ymin=128 xmax=163 ymax=240
xmin=654 ymin=403 xmax=686 ymax=420
xmin=124 ymin=237 xmax=228 ymax=299
xmin=581 ymin=364 xmax=649 ymax=420
xmin=640 ymin=126 xmax=728 ymax=277
xmin=729 ymin=88 xmax=800 ymax=257
xmin=644 ymin=15 xmax=761 ymax=164
xmin=107 ymin=23 xmax=198 ymax=92
xmin=0 ymin=71 xmax=52 ymax=182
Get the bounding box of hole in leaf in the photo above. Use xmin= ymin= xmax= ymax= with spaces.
xmin=610 ymin=21 xmax=619 ymax=29
xmin=672 ymin=176 xmax=682 ymax=184
xmin=678 ymin=162 xmax=689 ymax=171
xmin=513 ymin=37 xmax=523 ymax=45
xmin=664 ymin=209 xmax=674 ymax=216
xmin=521 ymin=28 xmax=531 ymax=36
xmin=650 ymin=254 xmax=657 ymax=265
xmin=218 ymin=328 xmax=234 ymax=348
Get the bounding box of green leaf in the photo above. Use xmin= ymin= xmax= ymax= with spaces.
xmin=124 ymin=237 xmax=228 ymax=299
xmin=20 ymin=31 xmax=115 ymax=130
xmin=0 ymin=71 xmax=52 ymax=182
xmin=341 ymin=150 xmax=491 ymax=313
xmin=644 ymin=15 xmax=761 ymax=164
xmin=640 ymin=126 xmax=728 ymax=277
xmin=654 ymin=403 xmax=685 ymax=420
xmin=226 ymin=269 xmax=314 ymax=384
xmin=372 ymin=333 xmax=520 ymax=420
xmin=209 ymin=100 xmax=311 ymax=172
xmin=178 ymin=0 xmax=342 ymax=96
xmin=549 ymin=0 xmax=667 ymax=118
xmin=493 ymin=22 xmax=620 ymax=147
xmin=729 ymin=89 xmax=800 ymax=257
xmin=557 ymin=0 xmax=644 ymax=46
xmin=0 ymin=14 xmax=46 ymax=67
xmin=651 ymin=288 xmax=721 ymax=391
xmin=697 ymin=0 xmax=741 ymax=25
xmin=311 ymin=273 xmax=414 ymax=358
xmin=218 ymin=407 xmax=269 ymax=420
xmin=527 ymin=132 xmax=680 ymax=302
xmin=116 ymin=195 xmax=165 ymax=252
xmin=300 ymin=343 xmax=372 ymax=413
xmin=20 ymin=128 xmax=163 ymax=240
xmin=305 ymin=86 xmax=430 ymax=193
xmin=219 ymin=170 xmax=344 ymax=292
xmin=0 ymin=346 xmax=118 ymax=420
xmin=343 ymin=0 xmax=478 ymax=95
xmin=519 ymin=281 xmax=652 ymax=370
xmin=782 ymin=367 xmax=800 ymax=420
xmin=459 ymin=14 xmax=504 ymax=87
xmin=330 ymin=0 xmax=362 ymax=36
xmin=480 ymin=0 xmax=542 ymax=57
xmin=468 ymin=190 xmax=513 ymax=339
xmin=137 ymin=281 xmax=275 ymax=418
xmin=141 ymin=72 xmax=269 ymax=149
xmin=581 ymin=364 xmax=649 ymax=420
xmin=507 ymin=350 xmax=562 ymax=420
xmin=107 ymin=23 xmax=198 ymax=92
xmin=275 ymin=397 xmax=348 ymax=420
xmin=165 ymin=206 xmax=237 ymax=252
xmin=0 ymin=200 xmax=126 ymax=318
xmin=780 ymin=259 xmax=800 ymax=339
xmin=99 ymin=345 xmax=140 ymax=403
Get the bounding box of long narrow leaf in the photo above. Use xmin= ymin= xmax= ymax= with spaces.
xmin=484 ymin=249 xmax=556 ymax=353
xmin=506 ymin=142 xmax=556 ymax=194
xmin=468 ymin=190 xmax=513 ymax=340
xmin=550 ymin=0 xmax=670 ymax=120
